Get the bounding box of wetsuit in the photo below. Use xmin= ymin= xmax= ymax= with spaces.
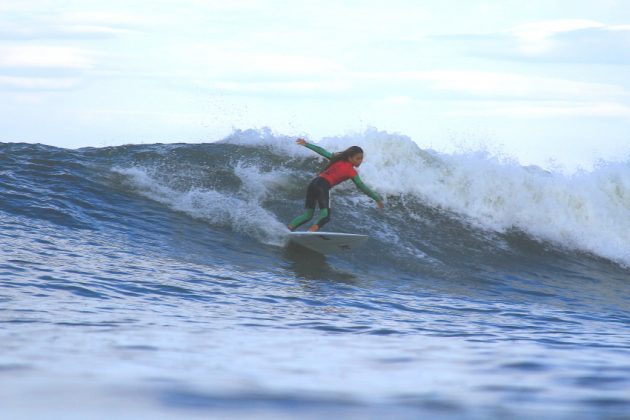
xmin=289 ymin=143 xmax=382 ymax=230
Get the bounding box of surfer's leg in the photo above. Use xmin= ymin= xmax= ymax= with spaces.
xmin=309 ymin=208 xmax=330 ymax=231
xmin=309 ymin=178 xmax=331 ymax=231
xmin=288 ymin=179 xmax=318 ymax=231
xmin=288 ymin=209 xmax=314 ymax=231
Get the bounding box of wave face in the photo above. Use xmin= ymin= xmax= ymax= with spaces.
xmin=42 ymin=127 xmax=629 ymax=268
xmin=1 ymin=130 xmax=629 ymax=418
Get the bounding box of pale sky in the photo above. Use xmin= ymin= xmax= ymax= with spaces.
xmin=1 ymin=0 xmax=630 ymax=169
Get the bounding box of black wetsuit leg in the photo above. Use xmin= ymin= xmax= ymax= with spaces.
xmin=305 ymin=177 xmax=331 ymax=228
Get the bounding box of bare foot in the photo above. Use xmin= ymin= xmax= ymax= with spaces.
xmin=287 ymin=224 xmax=295 ymax=231
xmin=308 ymin=225 xmax=319 ymax=232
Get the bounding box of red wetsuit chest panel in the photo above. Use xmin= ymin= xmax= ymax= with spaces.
xmin=319 ymin=161 xmax=357 ymax=187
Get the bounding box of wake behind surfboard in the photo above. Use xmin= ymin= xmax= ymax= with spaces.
xmin=288 ymin=232 xmax=368 ymax=254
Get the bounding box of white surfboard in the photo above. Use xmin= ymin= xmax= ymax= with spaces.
xmin=288 ymin=232 xmax=368 ymax=254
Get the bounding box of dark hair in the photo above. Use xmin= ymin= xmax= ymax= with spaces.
xmin=324 ymin=146 xmax=363 ymax=170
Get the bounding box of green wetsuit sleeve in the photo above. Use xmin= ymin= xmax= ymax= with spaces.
xmin=304 ymin=143 xmax=333 ymax=159
xmin=352 ymin=175 xmax=382 ymax=202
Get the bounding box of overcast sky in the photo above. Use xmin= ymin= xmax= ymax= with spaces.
xmin=1 ymin=0 xmax=630 ymax=169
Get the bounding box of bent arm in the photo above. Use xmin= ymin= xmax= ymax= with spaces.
xmin=304 ymin=142 xmax=333 ymax=159
xmin=352 ymin=175 xmax=382 ymax=202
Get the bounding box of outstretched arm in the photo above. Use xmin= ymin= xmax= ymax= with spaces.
xmin=296 ymin=138 xmax=333 ymax=159
xmin=352 ymin=175 xmax=384 ymax=208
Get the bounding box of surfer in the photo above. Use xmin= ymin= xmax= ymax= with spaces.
xmin=288 ymin=138 xmax=384 ymax=232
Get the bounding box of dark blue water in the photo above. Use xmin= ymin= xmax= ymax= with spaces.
xmin=1 ymin=136 xmax=629 ymax=419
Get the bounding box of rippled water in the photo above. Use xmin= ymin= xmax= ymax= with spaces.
xmin=1 ymin=138 xmax=629 ymax=419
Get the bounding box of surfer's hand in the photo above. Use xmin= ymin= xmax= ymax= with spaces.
xmin=296 ymin=138 xmax=307 ymax=146
xmin=377 ymin=200 xmax=384 ymax=209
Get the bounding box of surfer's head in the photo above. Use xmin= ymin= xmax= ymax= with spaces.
xmin=324 ymin=146 xmax=364 ymax=169
xmin=338 ymin=146 xmax=364 ymax=167
xmin=347 ymin=149 xmax=364 ymax=167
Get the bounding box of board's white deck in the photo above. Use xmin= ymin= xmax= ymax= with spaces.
xmin=288 ymin=232 xmax=368 ymax=254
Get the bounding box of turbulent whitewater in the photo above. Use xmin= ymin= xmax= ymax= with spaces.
xmin=1 ymin=129 xmax=629 ymax=419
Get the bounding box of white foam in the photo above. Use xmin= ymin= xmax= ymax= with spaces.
xmin=113 ymin=166 xmax=288 ymax=246
xmin=219 ymin=127 xmax=313 ymax=158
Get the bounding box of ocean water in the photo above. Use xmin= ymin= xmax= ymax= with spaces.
xmin=1 ymin=129 xmax=629 ymax=419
